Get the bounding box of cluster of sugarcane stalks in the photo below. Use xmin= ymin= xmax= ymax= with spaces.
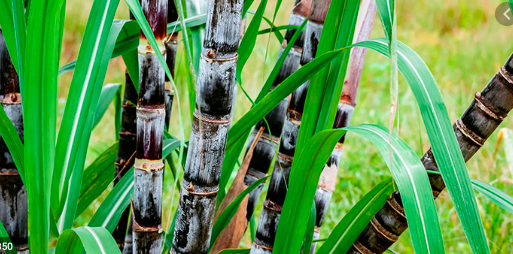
xmin=311 ymin=0 xmax=376 ymax=252
xmin=348 ymin=53 xmax=513 ymax=254
xmin=0 ymin=30 xmax=28 ymax=254
xmin=250 ymin=0 xmax=331 ymax=253
xmin=243 ymin=0 xmax=312 ymax=224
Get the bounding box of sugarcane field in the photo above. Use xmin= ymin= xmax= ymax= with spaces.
xmin=1 ymin=0 xmax=513 ymax=253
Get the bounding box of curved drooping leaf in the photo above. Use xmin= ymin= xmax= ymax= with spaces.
xmin=274 ymin=125 xmax=444 ymax=254
xmin=167 ymin=13 xmax=207 ymax=34
xmin=317 ymin=177 xmax=394 ymax=254
xmin=88 ymin=167 xmax=134 ymax=232
xmin=218 ymin=249 xmax=250 ymax=254
xmin=471 ymin=180 xmax=513 ymax=215
xmin=55 ymin=227 xmax=121 ymax=254
xmin=356 ymin=38 xmax=489 ymax=253
xmin=51 ymin=0 xmax=122 ymax=226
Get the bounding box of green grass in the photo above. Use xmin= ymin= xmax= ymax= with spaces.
xmin=61 ymin=0 xmax=513 ymax=252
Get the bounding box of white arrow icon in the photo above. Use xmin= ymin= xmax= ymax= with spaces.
xmin=504 ymin=8 xmax=511 ymax=20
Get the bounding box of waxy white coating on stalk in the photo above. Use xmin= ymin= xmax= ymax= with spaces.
xmin=172 ymin=0 xmax=243 ymax=252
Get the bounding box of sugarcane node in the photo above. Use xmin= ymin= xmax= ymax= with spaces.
xmin=138 ymin=45 xmax=166 ymax=55
xmin=134 ymin=159 xmax=165 ymax=171
xmin=499 ymin=66 xmax=513 ymax=84
xmin=193 ymin=110 xmax=232 ymax=124
xmin=352 ymin=239 xmax=375 ymax=254
xmin=181 ymin=183 xmax=219 ymax=196
xmin=254 ymin=242 xmax=274 ymax=250
xmin=314 ymin=226 xmax=321 ymax=233
xmin=187 ymin=182 xmax=195 ymax=192
xmin=263 ymin=199 xmax=283 ymax=212
xmin=119 ymin=131 xmax=136 ymax=136
xmin=133 ymin=218 xmax=161 ymax=233
xmin=334 ymin=142 xmax=344 ymax=150
xmin=0 ymin=171 xmax=20 ymax=176
xmin=288 ymin=109 xmax=302 ymax=124
xmin=386 ymin=196 xmax=406 ymax=218
xmin=277 ymin=152 xmax=294 ymax=162
xmin=207 ymin=48 xmax=215 ymax=58
xmin=474 ymin=91 xmax=507 ymax=120
xmin=455 ymin=118 xmax=485 ymax=147
xmin=369 ymin=216 xmax=399 ymax=242
xmin=1 ymin=93 xmax=21 ymax=104
xmin=200 ymin=51 xmax=239 ymax=63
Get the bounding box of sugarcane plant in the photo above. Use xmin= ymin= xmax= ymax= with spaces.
xmin=243 ymin=0 xmax=312 ymax=224
xmin=311 ymin=0 xmax=376 ymax=251
xmin=171 ymin=0 xmax=244 ymax=252
xmin=132 ymin=0 xmax=168 ymax=252
xmin=0 ymin=0 xmax=513 ymax=254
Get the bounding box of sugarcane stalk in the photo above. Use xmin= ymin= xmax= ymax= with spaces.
xmin=348 ymin=53 xmax=513 ymax=254
xmin=250 ymin=1 xmax=331 ymax=253
xmin=113 ymin=71 xmax=138 ymax=251
xmin=243 ymin=0 xmax=312 ymax=223
xmin=0 ymin=29 xmax=28 ymax=254
xmin=164 ymin=0 xmax=178 ymax=130
xmin=311 ymin=1 xmax=376 ymax=252
xmin=171 ymin=0 xmax=243 ymax=252
xmin=132 ymin=0 xmax=167 ymax=253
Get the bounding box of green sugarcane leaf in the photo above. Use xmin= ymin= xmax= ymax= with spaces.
xmin=23 ymin=0 xmax=65 ymax=252
xmin=166 ymin=13 xmax=207 ymax=34
xmin=51 ymin=0 xmax=121 ymax=225
xmin=260 ymin=16 xmax=284 ymax=44
xmin=0 ymin=106 xmax=24 ymax=182
xmin=302 ymin=202 xmax=316 ymax=254
xmin=75 ymin=143 xmax=118 ymax=218
xmin=472 ymin=180 xmax=513 ymax=215
xmin=58 ymin=20 xmax=139 ymax=77
xmin=358 ymin=38 xmax=490 ymax=253
xmin=210 ymin=176 xmax=270 ymax=250
xmin=88 ymin=167 xmax=134 ymax=232
xmin=296 ymin=0 xmax=360 ymax=152
xmin=93 ymin=83 xmax=122 ymax=129
xmin=375 ymin=0 xmax=393 ymax=40
xmin=226 ymin=48 xmax=350 ymax=153
xmin=249 ymin=213 xmax=256 ymax=242
xmin=237 ymin=0 xmax=268 ymax=84
xmin=316 ymin=177 xmax=394 ymax=254
xmin=274 ymin=125 xmax=444 ymax=254
xmin=0 ymin=221 xmax=16 ymax=254
xmin=55 ymin=227 xmax=121 ymax=254
xmin=0 ymin=0 xmax=16 ymax=70
xmin=122 ymin=48 xmax=139 ymax=93
xmin=218 ymin=249 xmax=250 ymax=254
xmin=427 ymin=170 xmax=513 ymax=216
xmin=9 ymin=0 xmax=26 ymax=97
xmin=243 ymin=0 xmax=255 ymax=16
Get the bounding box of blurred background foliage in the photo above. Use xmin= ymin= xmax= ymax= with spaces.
xmin=62 ymin=0 xmax=512 ymax=252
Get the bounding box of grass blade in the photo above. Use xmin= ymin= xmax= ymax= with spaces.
xmin=55 ymin=227 xmax=121 ymax=254
xmin=358 ymin=38 xmax=490 ymax=253
xmin=471 ymin=179 xmax=513 ymax=215
xmin=274 ymin=125 xmax=444 ymax=253
xmin=23 ymin=1 xmax=66 ymax=252
xmin=51 ymin=0 xmax=121 ymax=222
xmin=316 ymin=177 xmax=395 ymax=254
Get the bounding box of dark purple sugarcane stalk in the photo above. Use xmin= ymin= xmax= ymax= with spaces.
xmin=243 ymin=0 xmax=313 ymax=223
xmin=132 ymin=0 xmax=167 ymax=253
xmin=164 ymin=0 xmax=178 ymax=129
xmin=348 ymin=54 xmax=513 ymax=253
xmin=311 ymin=1 xmax=376 ymax=252
xmin=171 ymin=0 xmax=243 ymax=253
xmin=250 ymin=1 xmax=331 ymax=253
xmin=0 ymin=29 xmax=28 ymax=254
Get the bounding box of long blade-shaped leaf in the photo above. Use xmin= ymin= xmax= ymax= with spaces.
xmin=274 ymin=125 xmax=444 ymax=253
xmin=10 ymin=0 xmax=26 ymax=96
xmin=55 ymin=227 xmax=121 ymax=254
xmin=23 ymin=1 xmax=65 ymax=252
xmin=316 ymin=177 xmax=395 ymax=254
xmin=358 ymin=38 xmax=489 ymax=253
xmin=51 ymin=1 xmax=121 ymax=221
